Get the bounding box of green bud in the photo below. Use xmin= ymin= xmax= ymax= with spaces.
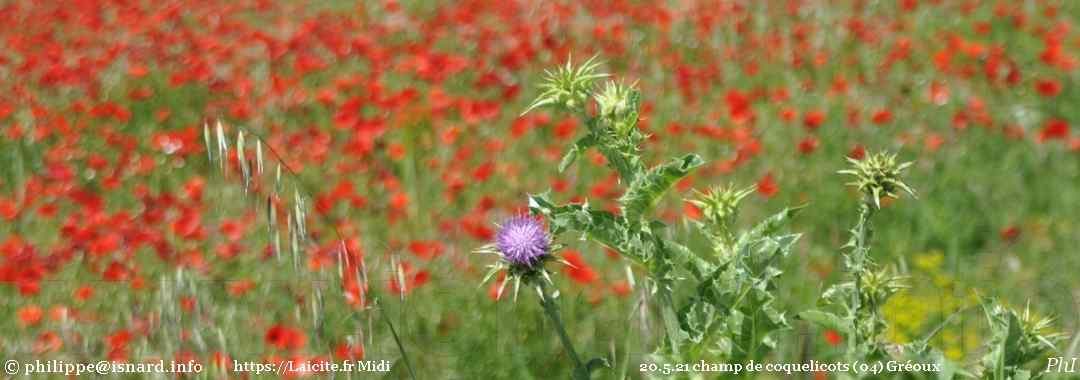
xmin=838 ymin=151 xmax=916 ymax=209
xmin=858 ymin=267 xmax=907 ymax=308
xmin=594 ymin=81 xmax=641 ymax=136
xmin=522 ymin=55 xmax=609 ymax=116
xmin=980 ymin=299 xmax=1063 ymax=377
xmin=688 ymin=184 xmax=753 ymax=229
xmin=687 ymin=184 xmax=753 ymax=256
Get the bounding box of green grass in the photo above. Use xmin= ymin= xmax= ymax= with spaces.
xmin=0 ymin=1 xmax=1078 ymax=379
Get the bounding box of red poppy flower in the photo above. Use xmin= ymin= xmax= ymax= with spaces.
xmin=611 ymin=281 xmax=632 ymax=297
xmin=1039 ymin=119 xmax=1070 ymax=142
xmin=265 ymin=324 xmax=306 ymax=351
xmin=798 ymin=136 xmax=819 ymax=155
xmin=802 ymin=110 xmax=826 ymax=131
xmin=871 ymin=109 xmax=893 ymax=125
xmin=756 ymin=173 xmax=779 ymax=198
xmin=1035 ymin=79 xmax=1062 ymax=98
xmin=33 ymin=332 xmax=63 ymax=354
xmin=211 ymin=352 xmax=231 ymax=369
xmin=488 ymin=272 xmax=508 ymax=301
xmin=848 ymin=145 xmax=867 ymax=160
xmin=561 ymin=250 xmax=597 ymax=285
xmin=102 ymin=262 xmax=131 ymax=282
xmin=824 ymin=329 xmax=843 ymax=346
xmin=334 ymin=342 xmax=365 ymax=360
xmin=74 ymin=285 xmax=94 ymax=302
xmin=17 ymin=305 xmax=43 ymax=327
xmin=388 ymin=261 xmax=430 ymax=295
xmin=1000 ymin=226 xmax=1021 ymax=243
xmin=725 ymin=90 xmax=754 ymax=125
xmin=683 ymin=202 xmax=702 ymax=220
xmin=106 ymin=330 xmax=133 ymax=361
xmin=553 ymin=118 xmax=578 ymax=140
xmin=408 ymin=240 xmax=444 ymax=260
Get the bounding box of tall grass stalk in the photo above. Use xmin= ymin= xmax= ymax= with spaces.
xmin=202 ymin=120 xmax=415 ymax=380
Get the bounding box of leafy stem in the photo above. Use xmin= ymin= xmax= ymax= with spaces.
xmin=521 ymin=56 xmax=798 ymax=367
xmin=800 ymin=151 xmax=915 ymax=369
xmin=847 ymin=196 xmax=876 ymax=360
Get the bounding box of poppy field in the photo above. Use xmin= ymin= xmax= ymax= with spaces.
xmin=1 ymin=0 xmax=1079 ymax=379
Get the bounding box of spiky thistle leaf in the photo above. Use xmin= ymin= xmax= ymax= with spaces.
xmin=619 ymin=154 xmax=704 ymax=223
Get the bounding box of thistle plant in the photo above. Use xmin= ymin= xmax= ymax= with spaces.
xmin=801 ymin=152 xmax=916 ymax=365
xmin=978 ymin=299 xmax=1062 ymax=380
xmin=475 ymin=215 xmax=559 ymax=302
xmin=504 ymin=56 xmax=803 ymax=373
xmin=675 ymin=185 xmax=802 ymax=364
xmin=838 ymin=153 xmax=916 ymax=210
xmin=799 ymin=154 xmax=1064 ymax=380
xmin=687 ymin=184 xmax=754 ymax=259
xmin=476 ymin=215 xmax=609 ymax=380
xmin=522 ymin=55 xmax=609 ymax=117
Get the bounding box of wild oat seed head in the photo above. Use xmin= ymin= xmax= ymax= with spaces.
xmin=495 ymin=215 xmax=551 ymax=267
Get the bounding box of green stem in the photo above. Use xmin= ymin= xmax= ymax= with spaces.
xmin=657 ymin=286 xmax=684 ymax=355
xmin=574 ymin=112 xmax=643 ymax=185
xmin=847 ymin=198 xmax=876 ymax=361
xmin=537 ymin=280 xmax=587 ymax=378
xmin=379 ymin=304 xmax=417 ymax=380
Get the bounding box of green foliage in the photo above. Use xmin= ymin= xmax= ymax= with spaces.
xmin=528 ymin=193 xmax=641 ymax=262
xmin=521 ymin=56 xmax=803 ymax=371
xmin=817 ymin=266 xmax=908 ymax=361
xmin=620 ymin=154 xmax=704 ymax=224
xmin=803 ymin=152 xmax=917 ymax=366
xmin=979 ymin=300 xmax=1062 ymax=380
xmin=516 ymin=55 xmax=1068 ymax=380
xmin=677 ymin=225 xmax=800 ymax=362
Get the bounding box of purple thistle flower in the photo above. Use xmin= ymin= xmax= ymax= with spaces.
xmin=495 ymin=216 xmax=550 ymax=267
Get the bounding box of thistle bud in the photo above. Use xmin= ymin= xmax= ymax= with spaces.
xmin=687 ymin=184 xmax=753 ymax=257
xmin=857 ymin=267 xmax=907 ymax=308
xmin=838 ymin=151 xmax=916 ymax=208
xmin=594 ymin=81 xmax=640 ymax=135
xmin=522 ymin=55 xmax=609 ymax=116
xmin=980 ymin=299 xmax=1063 ymax=376
xmin=689 ymin=184 xmax=753 ymax=230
